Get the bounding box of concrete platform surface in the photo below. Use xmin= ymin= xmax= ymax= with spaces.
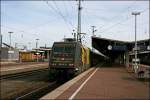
xmin=0 ymin=62 xmax=48 ymax=76
xmin=1 ymin=61 xmax=17 ymax=65
xmin=41 ymin=66 xmax=150 ymax=100
xmin=1 ymin=61 xmax=48 ymax=66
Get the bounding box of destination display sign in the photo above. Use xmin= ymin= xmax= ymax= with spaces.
xmin=112 ymin=45 xmax=127 ymax=51
xmin=8 ymin=50 xmax=14 ymax=54
xmin=108 ymin=45 xmax=127 ymax=51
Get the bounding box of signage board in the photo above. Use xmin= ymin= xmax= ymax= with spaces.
xmin=112 ymin=45 xmax=127 ymax=51
xmin=8 ymin=50 xmax=14 ymax=54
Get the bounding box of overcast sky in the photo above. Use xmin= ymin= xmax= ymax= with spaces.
xmin=1 ymin=0 xmax=149 ymax=49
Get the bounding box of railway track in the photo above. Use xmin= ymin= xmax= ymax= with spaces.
xmin=15 ymin=81 xmax=61 ymax=100
xmin=1 ymin=62 xmax=48 ymax=67
xmin=0 ymin=68 xmax=51 ymax=99
xmin=0 ymin=67 xmax=70 ymax=99
xmin=0 ymin=68 xmax=49 ymax=80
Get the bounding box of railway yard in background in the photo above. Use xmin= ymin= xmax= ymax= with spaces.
xmin=0 ymin=0 xmax=150 ymax=100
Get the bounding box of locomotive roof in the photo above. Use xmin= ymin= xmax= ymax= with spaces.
xmin=53 ymin=41 xmax=84 ymax=46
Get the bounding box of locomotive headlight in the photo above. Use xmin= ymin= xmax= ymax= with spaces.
xmin=75 ymin=68 xmax=79 ymax=71
xmin=59 ymin=63 xmax=65 ymax=66
xmin=69 ymin=64 xmax=74 ymax=66
xmin=52 ymin=63 xmax=56 ymax=66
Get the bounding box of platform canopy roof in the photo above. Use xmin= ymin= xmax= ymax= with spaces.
xmin=92 ymin=36 xmax=150 ymax=56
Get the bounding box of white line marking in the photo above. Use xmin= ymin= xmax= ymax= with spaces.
xmin=16 ymin=82 xmax=55 ymax=100
xmin=40 ymin=68 xmax=94 ymax=99
xmin=69 ymin=68 xmax=99 ymax=100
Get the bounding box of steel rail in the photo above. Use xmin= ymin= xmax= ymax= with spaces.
xmin=15 ymin=81 xmax=58 ymax=100
xmin=0 ymin=68 xmax=48 ymax=80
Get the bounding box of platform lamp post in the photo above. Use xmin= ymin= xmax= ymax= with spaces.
xmin=36 ymin=38 xmax=39 ymax=62
xmin=0 ymin=34 xmax=2 ymax=50
xmin=132 ymin=12 xmax=140 ymax=73
xmin=28 ymin=42 xmax=31 ymax=50
xmin=91 ymin=26 xmax=97 ymax=52
xmin=8 ymin=32 xmax=14 ymax=61
xmin=8 ymin=32 xmax=13 ymax=48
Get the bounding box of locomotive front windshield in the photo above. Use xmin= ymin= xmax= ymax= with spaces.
xmin=52 ymin=43 xmax=76 ymax=58
xmin=51 ymin=43 xmax=76 ymax=65
xmin=53 ymin=46 xmax=74 ymax=53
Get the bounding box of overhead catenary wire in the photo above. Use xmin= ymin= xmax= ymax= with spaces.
xmin=2 ymin=1 xmax=149 ymax=48
xmin=25 ymin=18 xmax=59 ymax=32
xmin=1 ymin=25 xmax=38 ymax=43
xmin=63 ymin=1 xmax=70 ymax=20
xmin=1 ymin=10 xmax=60 ymax=36
xmin=53 ymin=1 xmax=72 ymax=25
xmin=99 ymin=8 xmax=149 ymax=34
xmin=79 ymin=1 xmax=135 ymax=43
xmin=99 ymin=17 xmax=133 ymax=34
xmin=1 ymin=25 xmax=38 ymax=37
xmin=53 ymin=1 xmax=75 ymax=29
xmin=45 ymin=1 xmax=74 ymax=33
xmin=97 ymin=8 xmax=149 ymax=41
xmin=1 ymin=24 xmax=58 ymax=42
xmin=83 ymin=0 xmax=138 ymax=32
xmin=1 ymin=24 xmax=56 ymax=48
xmin=1 ymin=25 xmax=37 ymax=48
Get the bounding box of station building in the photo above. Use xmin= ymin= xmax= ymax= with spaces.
xmin=1 ymin=43 xmax=19 ymax=62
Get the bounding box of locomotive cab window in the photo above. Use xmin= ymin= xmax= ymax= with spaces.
xmin=53 ymin=45 xmax=75 ymax=54
xmin=64 ymin=46 xmax=74 ymax=53
xmin=53 ymin=47 xmax=64 ymax=53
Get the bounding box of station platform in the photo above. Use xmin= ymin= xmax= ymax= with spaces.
xmin=0 ymin=62 xmax=48 ymax=76
xmin=41 ymin=65 xmax=150 ymax=100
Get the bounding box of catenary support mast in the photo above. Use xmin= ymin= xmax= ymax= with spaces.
xmin=77 ymin=0 xmax=82 ymax=43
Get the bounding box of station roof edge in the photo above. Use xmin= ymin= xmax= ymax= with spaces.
xmin=92 ymin=36 xmax=149 ymax=43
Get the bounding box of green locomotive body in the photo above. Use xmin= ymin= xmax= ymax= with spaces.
xmin=49 ymin=41 xmax=90 ymax=80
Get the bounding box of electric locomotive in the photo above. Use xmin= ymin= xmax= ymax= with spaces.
xmin=49 ymin=38 xmax=90 ymax=80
